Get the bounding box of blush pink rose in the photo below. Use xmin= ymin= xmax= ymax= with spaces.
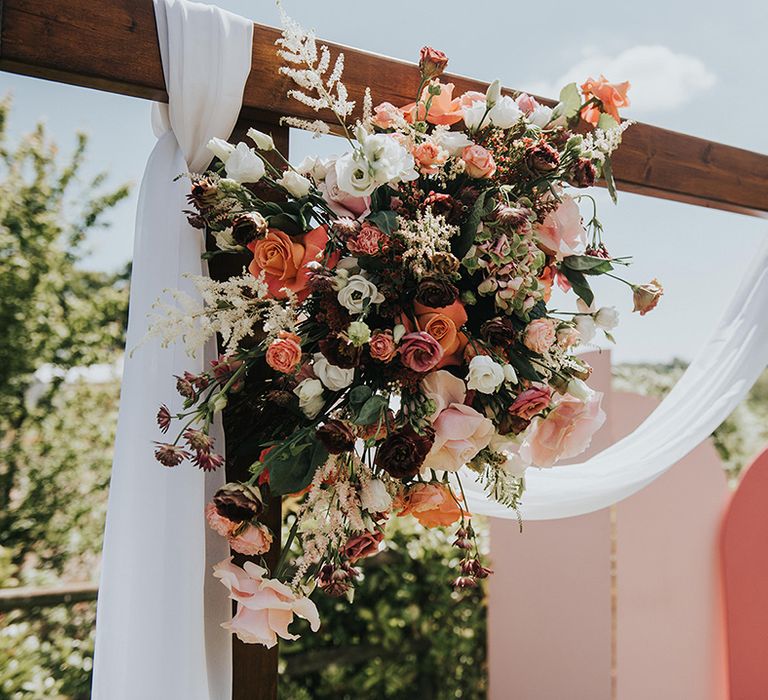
xmin=371 ymin=101 xmax=400 ymax=129
xmin=369 ymin=330 xmax=397 ymax=362
xmin=508 ymin=384 xmax=552 ymax=420
xmin=422 ymin=403 xmax=494 ymax=472
xmin=534 ymin=196 xmax=587 ymax=260
xmin=265 ymin=332 xmax=302 ymax=374
xmin=412 ymin=141 xmax=448 ymax=175
xmin=346 ymin=223 xmax=389 ymax=256
xmin=461 ymin=144 xmax=496 ymax=179
xmin=214 ymin=558 xmax=320 ymax=648
xmin=206 ymin=502 xmax=236 ymax=537
xmin=421 ymin=370 xmax=467 ymax=421
xmin=523 ymin=318 xmax=557 ymax=354
xmin=520 ymin=392 xmax=606 ymax=467
xmin=399 ymin=331 xmax=444 ymax=373
xmin=515 ymin=93 xmax=539 ymax=115
xmin=228 ymin=523 xmax=273 ymax=556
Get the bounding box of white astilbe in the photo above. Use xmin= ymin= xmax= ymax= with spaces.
xmin=146 ymin=272 xmax=272 ymax=356
xmin=276 ymin=9 xmax=355 ymax=123
xmin=279 ymin=116 xmax=330 ymax=136
xmin=397 ymin=210 xmax=459 ymax=278
xmin=581 ymin=120 xmax=634 ymax=163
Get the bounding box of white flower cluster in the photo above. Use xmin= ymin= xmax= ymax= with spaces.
xmin=397 ymin=209 xmax=458 ymax=278
xmin=580 ymin=120 xmax=634 ymax=163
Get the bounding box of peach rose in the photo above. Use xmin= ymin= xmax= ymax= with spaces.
xmin=228 ymin=522 xmax=273 ymax=556
xmin=422 ymin=402 xmax=494 ymax=472
xmin=632 ymin=279 xmax=664 ymax=316
xmin=401 ymin=81 xmax=464 ymax=125
xmin=412 ymin=300 xmax=468 ymax=368
xmin=421 ymin=370 xmax=467 ymax=421
xmin=580 ymin=75 xmax=631 ymax=125
xmin=206 ymin=502 xmax=236 ymax=537
xmin=214 ymin=558 xmax=320 ymax=648
xmin=412 ymin=141 xmax=448 ymax=175
xmin=372 ymin=101 xmax=401 ymax=129
xmin=369 ymin=330 xmax=397 ymax=362
xmin=265 ymin=332 xmax=302 ymax=374
xmin=508 ymin=384 xmax=551 ymax=420
xmin=248 ymin=226 xmax=334 ymax=301
xmin=461 ymin=144 xmax=496 ymax=179
xmin=458 ymin=91 xmax=486 ymax=108
xmin=523 ymin=318 xmax=556 ymax=354
xmin=520 ymin=392 xmax=606 ymax=467
xmin=397 ymin=482 xmax=464 ymax=528
xmin=534 ymin=196 xmax=587 ymax=260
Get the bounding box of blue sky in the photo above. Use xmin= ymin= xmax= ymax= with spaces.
xmin=2 ymin=0 xmax=766 ymax=362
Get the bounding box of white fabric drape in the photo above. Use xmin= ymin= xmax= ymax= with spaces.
xmin=92 ymin=2 xmax=252 ymax=698
xmin=465 ymin=239 xmax=768 ymax=520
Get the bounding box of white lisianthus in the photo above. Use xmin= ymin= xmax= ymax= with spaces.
xmin=246 ymin=128 xmax=275 ymax=151
xmin=463 ymin=100 xmax=488 ymax=131
xmin=503 ymin=364 xmax=518 ymax=384
xmin=312 ymin=353 xmax=355 ymax=392
xmin=360 ymin=479 xmax=392 ymax=513
xmin=567 ymin=378 xmax=593 ymax=402
xmin=574 ymin=314 xmax=597 ymax=344
xmin=224 ymin=142 xmax=265 ymax=183
xmin=528 ymin=104 xmax=554 ymax=128
xmin=485 ymin=79 xmax=502 ymax=107
xmin=436 ymin=130 xmax=473 ymax=156
xmin=337 ymin=274 xmax=385 ymax=314
xmin=595 ymin=306 xmax=620 ymax=331
xmin=488 ymin=95 xmax=523 ymax=129
xmin=293 ymin=378 xmax=325 ymax=418
xmin=207 ymin=137 xmax=235 ymax=162
xmin=347 ymin=320 xmax=371 ymax=346
xmin=296 ymin=155 xmax=332 ymax=181
xmin=360 ymin=131 xmax=418 ymax=185
xmin=276 ymin=170 xmax=313 ymax=198
xmin=335 ymin=152 xmax=376 ymax=196
xmin=467 ymin=355 xmax=506 ymax=394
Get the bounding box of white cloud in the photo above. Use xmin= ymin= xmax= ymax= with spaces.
xmin=522 ymin=45 xmax=716 ymax=114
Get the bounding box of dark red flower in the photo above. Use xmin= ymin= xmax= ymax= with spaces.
xmin=526 ymin=142 xmax=560 ymax=173
xmin=569 ymin=158 xmax=597 ymax=188
xmin=316 ymin=420 xmax=356 ymax=454
xmin=375 ymin=424 xmax=434 ymax=480
xmin=154 ymin=442 xmax=190 ymax=467
xmin=415 ymin=277 xmax=459 ymax=308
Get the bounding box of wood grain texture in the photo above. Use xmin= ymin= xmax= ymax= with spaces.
xmin=2 ymin=0 xmax=767 ymax=215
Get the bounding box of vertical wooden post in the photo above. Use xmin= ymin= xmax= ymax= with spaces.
xmin=208 ymin=118 xmax=289 ymax=700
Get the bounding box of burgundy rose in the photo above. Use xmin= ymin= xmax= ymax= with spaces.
xmin=375 ymin=424 xmax=434 ymax=479
xmin=231 ymin=211 xmax=268 ymax=245
xmin=398 ymin=331 xmax=444 ymax=373
xmin=213 ymin=482 xmax=264 ymax=522
xmin=319 ymin=335 xmax=361 ymax=369
xmin=480 ymin=317 xmax=515 ymax=347
xmin=316 ymin=419 xmax=356 ymax=454
xmin=343 ymin=530 xmax=384 ymax=562
xmin=415 ymin=277 xmax=459 ymax=308
xmin=508 ymin=385 xmax=552 ymax=420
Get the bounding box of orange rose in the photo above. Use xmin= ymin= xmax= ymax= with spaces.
xmin=580 ymin=75 xmax=631 ymax=125
xmin=248 ymin=226 xmax=334 ymax=301
xmin=409 ymin=300 xmax=468 ymax=368
xmin=401 ymin=81 xmax=464 ymax=125
xmin=265 ymin=331 xmax=302 ymax=374
xmin=397 ymin=482 xmax=464 ymax=528
xmin=412 ymin=141 xmax=448 ymax=175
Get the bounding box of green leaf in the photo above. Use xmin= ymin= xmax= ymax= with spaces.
xmin=267 ymin=434 xmax=329 ymax=495
xmin=455 ymin=190 xmax=492 ymax=260
xmin=562 ymin=255 xmax=614 ymax=275
xmin=348 ymin=385 xmax=372 ymax=410
xmin=353 ymin=395 xmax=388 ymax=426
xmin=602 ymin=156 xmax=618 ymax=204
xmin=554 ymin=83 xmax=582 ymax=119
xmin=267 ymin=212 xmax=302 ymax=234
xmin=506 ymin=350 xmax=541 ymax=382
xmin=559 ymin=266 xmax=594 ymax=307
xmin=367 ymin=210 xmax=398 ymax=235
xmin=597 ymin=113 xmax=619 ymax=130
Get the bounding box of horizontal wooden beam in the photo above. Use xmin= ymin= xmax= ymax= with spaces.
xmin=0 ymin=582 xmax=98 ymax=611
xmin=2 ymin=0 xmax=767 ymax=217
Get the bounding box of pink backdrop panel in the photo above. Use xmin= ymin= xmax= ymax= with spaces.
xmin=721 ymin=446 xmax=768 ymax=699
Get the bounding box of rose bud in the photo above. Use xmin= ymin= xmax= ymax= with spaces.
xmin=231 ymin=211 xmax=268 ymax=246
xmin=632 ymin=279 xmax=664 ymax=316
xmin=569 ymin=158 xmax=597 ymax=188
xmin=415 ymin=277 xmax=459 ymax=308
xmin=526 ymin=142 xmax=560 ymax=173
xmin=316 ymin=419 xmax=356 ymax=454
xmin=418 ymin=46 xmax=449 ymax=80
xmin=375 ymin=425 xmax=434 ymax=480
xmin=213 ymin=482 xmax=264 ymax=522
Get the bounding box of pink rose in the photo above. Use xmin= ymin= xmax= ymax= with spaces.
xmin=265 ymin=332 xmax=302 ymax=374
xmin=515 ymin=93 xmax=539 ymax=115
xmin=412 ymin=141 xmax=448 ymax=175
xmin=206 ymin=502 xmax=235 ymax=537
xmin=372 ymin=101 xmax=400 ymax=129
xmin=320 ymin=164 xmax=371 ymax=220
xmin=228 ymin=523 xmax=273 ymax=556
xmin=421 ymin=370 xmax=467 ymax=421
xmin=346 ymin=223 xmax=389 ymax=256
xmin=422 ymin=403 xmax=494 ymax=472
xmin=520 ymin=392 xmax=606 ymax=467
xmin=369 ymin=330 xmax=397 ymax=362
xmin=508 ymin=384 xmax=552 ymax=421
xmin=343 ymin=530 xmax=384 ymax=562
xmin=399 ymin=331 xmax=444 ymax=373
xmin=557 ymin=326 xmax=580 ymax=349
xmin=534 ymin=196 xmax=587 ymax=260
xmin=458 ymin=91 xmax=486 ymax=108
xmin=523 ymin=318 xmax=556 ymax=354
xmin=462 ymin=144 xmax=496 ymax=179
xmin=214 ymin=558 xmax=320 ymax=648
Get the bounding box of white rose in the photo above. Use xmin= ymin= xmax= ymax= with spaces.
xmin=567 ymin=378 xmax=593 ymax=402
xmin=463 ymin=100 xmax=488 ymax=131
xmin=337 ymin=274 xmax=384 ymax=314
xmin=293 ymin=378 xmax=325 ymax=418
xmin=466 ymin=355 xmax=505 ymax=394
xmin=360 ymin=479 xmax=392 ymax=513
xmin=488 ymin=95 xmax=523 ymax=129
xmin=224 ymin=142 xmax=265 ymax=183
xmin=528 ymin=104 xmax=553 ymax=128
xmin=595 ymin=306 xmax=619 ymax=331
xmin=207 ymin=137 xmax=235 ymax=162
xmin=335 ymin=152 xmax=376 ymax=196
xmin=312 ymin=353 xmax=354 ymax=391
xmin=276 ymin=170 xmax=313 ymax=198
xmin=437 ymin=130 xmax=473 ymax=156
xmin=503 ymin=364 xmax=518 ymax=384
xmin=246 ymin=128 xmax=275 ymax=151
xmin=574 ymin=315 xmax=597 ymax=344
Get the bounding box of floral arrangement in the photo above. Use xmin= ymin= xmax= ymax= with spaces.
xmin=151 ymin=12 xmax=662 ymax=648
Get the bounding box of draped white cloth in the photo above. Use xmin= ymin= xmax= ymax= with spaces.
xmin=465 ymin=239 xmax=768 ymax=520
xmin=92 ymin=2 xmax=252 ymax=698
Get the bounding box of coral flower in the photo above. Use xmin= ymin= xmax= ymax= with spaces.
xmin=397 ymin=482 xmax=465 ymax=528
xmin=580 ymin=75 xmax=631 ymax=125
xmin=401 ymin=81 xmax=464 ymax=125
xmin=406 ymin=300 xmax=469 ymax=368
